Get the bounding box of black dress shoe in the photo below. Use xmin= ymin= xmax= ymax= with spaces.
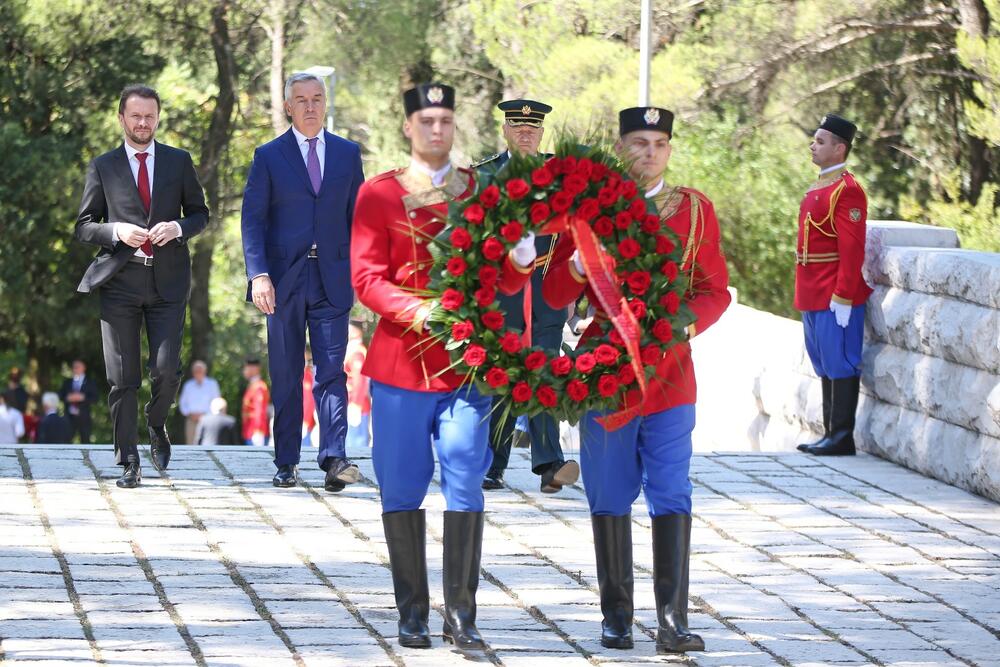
xmin=148 ymin=426 xmax=171 ymax=472
xmin=481 ymin=474 xmax=504 ymax=490
xmin=117 ymin=456 xmax=142 ymax=489
xmin=540 ymin=460 xmax=580 ymax=494
xmin=324 ymin=458 xmax=360 ymax=492
xmin=273 ymin=464 xmax=298 ymax=488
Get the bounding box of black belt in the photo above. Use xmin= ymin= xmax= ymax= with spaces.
xmin=128 ymin=255 xmax=154 ymax=266
xmin=307 ymin=248 xmax=318 ymax=258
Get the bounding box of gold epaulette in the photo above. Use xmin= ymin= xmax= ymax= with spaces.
xmin=471 ymin=153 xmax=503 ymax=169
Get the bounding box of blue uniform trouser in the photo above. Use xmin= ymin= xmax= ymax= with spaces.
xmin=266 ymin=259 xmax=349 ymax=470
xmin=802 ymin=305 xmax=865 ymax=379
xmin=488 ymin=324 xmax=565 ymax=475
xmin=370 ymin=381 xmax=493 ymax=513
xmin=579 ymin=404 xmax=695 ymax=517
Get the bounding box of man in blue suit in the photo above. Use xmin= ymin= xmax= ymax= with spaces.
xmin=241 ymin=72 xmax=365 ymax=491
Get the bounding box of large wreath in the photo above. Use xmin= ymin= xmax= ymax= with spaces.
xmin=425 ymin=141 xmax=695 ymax=427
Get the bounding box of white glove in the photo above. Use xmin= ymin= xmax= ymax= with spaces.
xmin=829 ymin=300 xmax=851 ymax=328
xmin=571 ymin=249 xmax=585 ymax=276
xmin=511 ymin=232 xmax=537 ymax=268
xmin=250 ymin=431 xmax=266 ymax=447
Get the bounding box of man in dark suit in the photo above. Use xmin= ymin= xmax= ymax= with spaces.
xmin=74 ymin=84 xmax=209 ymax=488
xmin=241 ymin=72 xmax=365 ymax=491
xmin=195 ymin=397 xmax=241 ymax=446
xmin=36 ymin=392 xmax=74 ymax=444
xmin=58 ymin=359 xmax=99 ymax=444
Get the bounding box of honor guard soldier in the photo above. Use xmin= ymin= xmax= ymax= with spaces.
xmin=351 ymin=83 xmax=535 ymax=652
xmin=795 ymin=114 xmax=871 ymax=456
xmin=473 ymin=99 xmax=581 ymax=494
xmin=544 ymin=107 xmax=731 ymax=654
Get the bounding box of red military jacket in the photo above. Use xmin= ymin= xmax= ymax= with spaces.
xmin=352 ymin=165 xmax=532 ymax=392
xmin=241 ymin=377 xmax=270 ymax=439
xmin=794 ymin=168 xmax=872 ymax=311
xmin=543 ymin=185 xmax=731 ymax=415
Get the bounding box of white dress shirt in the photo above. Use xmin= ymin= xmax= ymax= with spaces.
xmin=409 ymin=158 xmax=452 ymax=187
xmin=178 ymin=377 xmax=222 ymax=417
xmin=114 ymin=139 xmax=182 ymax=257
xmin=291 ymin=125 xmax=325 ymax=179
xmin=819 ymin=162 xmax=847 ymax=176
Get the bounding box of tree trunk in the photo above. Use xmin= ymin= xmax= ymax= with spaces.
xmin=957 ymin=0 xmax=989 ymax=38
xmin=268 ymin=0 xmax=287 ymax=136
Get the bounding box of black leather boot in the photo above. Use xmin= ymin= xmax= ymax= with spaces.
xmin=652 ymin=514 xmax=704 ymax=653
xmin=383 ymin=510 xmax=431 ymax=648
xmin=116 ymin=455 xmax=142 ymax=489
xmin=148 ymin=426 xmax=171 ymax=472
xmin=592 ymin=514 xmax=634 ymax=649
xmin=797 ymin=376 xmax=831 ymax=452
xmin=807 ymin=376 xmax=859 ymax=456
xmin=441 ymin=511 xmax=486 ymax=652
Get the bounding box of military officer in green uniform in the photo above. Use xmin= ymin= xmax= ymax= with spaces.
xmin=473 ymin=99 xmax=580 ymax=494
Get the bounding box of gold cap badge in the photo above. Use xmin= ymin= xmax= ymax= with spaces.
xmin=521 ymin=104 xmax=532 ymax=115
xmin=644 ymin=108 xmax=661 ymax=125
xmin=427 ymin=87 xmax=444 ymax=104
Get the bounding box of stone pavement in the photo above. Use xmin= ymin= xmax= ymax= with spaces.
xmin=2 ymin=444 xmax=999 ymax=667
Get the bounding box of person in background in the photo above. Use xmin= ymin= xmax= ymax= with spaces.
xmin=0 ymin=393 xmax=25 ymax=444
xmin=195 ymin=397 xmax=241 ymax=446
xmin=5 ymin=368 xmax=29 ymax=413
xmin=178 ymin=360 xmax=221 ymax=444
xmin=302 ymin=349 xmax=317 ymax=449
xmin=36 ymin=392 xmax=73 ymax=444
xmin=241 ymin=359 xmax=270 ymax=447
xmin=344 ymin=323 xmax=370 ymax=450
xmin=59 ymin=359 xmax=99 ymax=445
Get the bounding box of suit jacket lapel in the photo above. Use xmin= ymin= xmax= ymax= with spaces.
xmin=149 ymin=141 xmax=167 ymax=224
xmin=319 ymin=130 xmax=337 ymax=196
xmin=277 ymin=129 xmax=315 ymax=195
xmin=112 ymin=145 xmax=149 ymax=224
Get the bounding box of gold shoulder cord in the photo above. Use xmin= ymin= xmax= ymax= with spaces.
xmin=540 ymin=234 xmax=558 ymax=278
xmin=801 ymin=179 xmax=846 ymax=265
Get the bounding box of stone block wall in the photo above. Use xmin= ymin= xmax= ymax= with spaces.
xmin=692 ymin=221 xmax=1000 ymax=502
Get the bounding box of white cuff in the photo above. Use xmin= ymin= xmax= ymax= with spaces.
xmin=173 ymin=221 xmax=183 ymax=238
xmin=112 ymin=222 xmax=121 ymax=244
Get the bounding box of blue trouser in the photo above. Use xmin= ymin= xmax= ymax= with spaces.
xmin=579 ymin=404 xmax=696 ymax=517
xmin=266 ymin=259 xmax=349 ymax=470
xmin=802 ymin=305 xmax=865 ymax=379
xmin=488 ymin=324 xmax=565 ymax=475
xmin=370 ymin=381 xmax=493 ymax=513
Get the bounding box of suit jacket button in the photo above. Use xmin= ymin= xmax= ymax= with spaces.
xmin=409 ymin=211 xmax=417 ymax=219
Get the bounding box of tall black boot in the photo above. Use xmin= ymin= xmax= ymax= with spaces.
xmin=807 ymin=376 xmax=859 ymax=456
xmin=441 ymin=511 xmax=486 ymax=652
xmin=797 ymin=376 xmax=832 ymax=452
xmin=652 ymin=514 xmax=704 ymax=654
xmin=382 ymin=510 xmax=431 ymax=648
xmin=592 ymin=514 xmax=634 ymax=649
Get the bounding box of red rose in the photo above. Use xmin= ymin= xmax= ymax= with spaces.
xmin=627 ymin=270 xmax=651 ymax=295
xmin=655 ymin=235 xmax=675 ymax=255
xmin=617 ymin=363 xmax=636 ymax=386
xmin=567 ymin=379 xmax=589 ymax=402
xmin=550 ymin=356 xmax=572 ymax=376
xmin=661 ymin=261 xmax=679 ymax=282
xmin=482 ymin=310 xmax=505 ymax=331
xmin=576 ymin=198 xmax=600 ymax=222
xmin=593 ymin=216 xmax=614 ymax=237
xmin=563 ymin=156 xmax=578 ymax=172
xmin=525 ymin=350 xmax=547 ymax=371
xmin=536 ymin=385 xmax=558 ymax=407
xmin=463 ymin=345 xmax=486 ymax=366
xmin=441 ymin=289 xmax=465 ymax=311
xmin=607 ymin=173 xmax=622 ymax=190
xmin=530 ymin=202 xmax=551 ymax=225
xmin=463 ymin=204 xmax=485 ymax=225
xmin=609 ymin=329 xmax=624 ymax=345
xmin=615 ymin=211 xmax=633 ymax=230
xmin=641 ymin=215 xmax=660 ymax=234
xmin=500 ymin=221 xmax=524 ymax=243
xmin=452 ymin=320 xmax=474 ymax=341
xmin=531 ymin=166 xmax=554 ymax=187
xmin=447 ymin=256 xmax=468 ymax=276
xmin=545 ymin=156 xmax=564 ymax=174
xmin=575 ymin=352 xmax=597 ymax=373
xmin=480 ymin=184 xmax=501 ymax=209
xmin=618 ymin=238 xmax=641 ymax=259
xmin=598 ymin=186 xmax=618 ymax=207
xmin=597 ymin=374 xmax=619 ymax=397
xmin=641 ymin=344 xmax=662 ymax=366
xmin=660 ymin=291 xmax=681 ymax=314
xmin=499 ymin=331 xmax=522 ymax=354
xmin=506 ymin=178 xmax=531 ymax=201
xmin=511 ymin=382 xmax=532 ymax=403
xmin=594 ymin=344 xmax=620 ymax=366
xmin=629 ymin=198 xmax=648 ymax=219
xmin=563 ymin=174 xmax=588 ymax=196
xmin=551 ymin=191 xmax=574 ymax=213
xmin=574 ymin=158 xmax=594 ymax=179
xmin=590 ymin=162 xmax=609 ymax=182
xmin=450 ymin=227 xmax=472 ymax=250
xmin=628 ymin=299 xmax=647 ymax=319
xmin=485 ymin=367 xmax=510 ymax=388
xmin=621 ymin=180 xmax=638 ymax=199
xmin=474 ymin=285 xmax=496 ymax=307
xmin=478 ymin=265 xmax=498 ymax=287
xmin=482 ymin=237 xmax=504 ymax=261
xmin=652 ymin=318 xmax=673 ymax=342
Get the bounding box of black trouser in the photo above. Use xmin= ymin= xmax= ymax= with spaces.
xmin=99 ymin=263 xmax=185 ymax=465
xmin=68 ymin=414 xmax=92 ymax=444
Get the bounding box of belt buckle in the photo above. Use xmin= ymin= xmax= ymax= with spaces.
xmin=142 ymin=256 xmax=153 ymax=266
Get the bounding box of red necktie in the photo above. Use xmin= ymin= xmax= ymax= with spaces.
xmin=136 ymin=152 xmax=153 ymax=255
